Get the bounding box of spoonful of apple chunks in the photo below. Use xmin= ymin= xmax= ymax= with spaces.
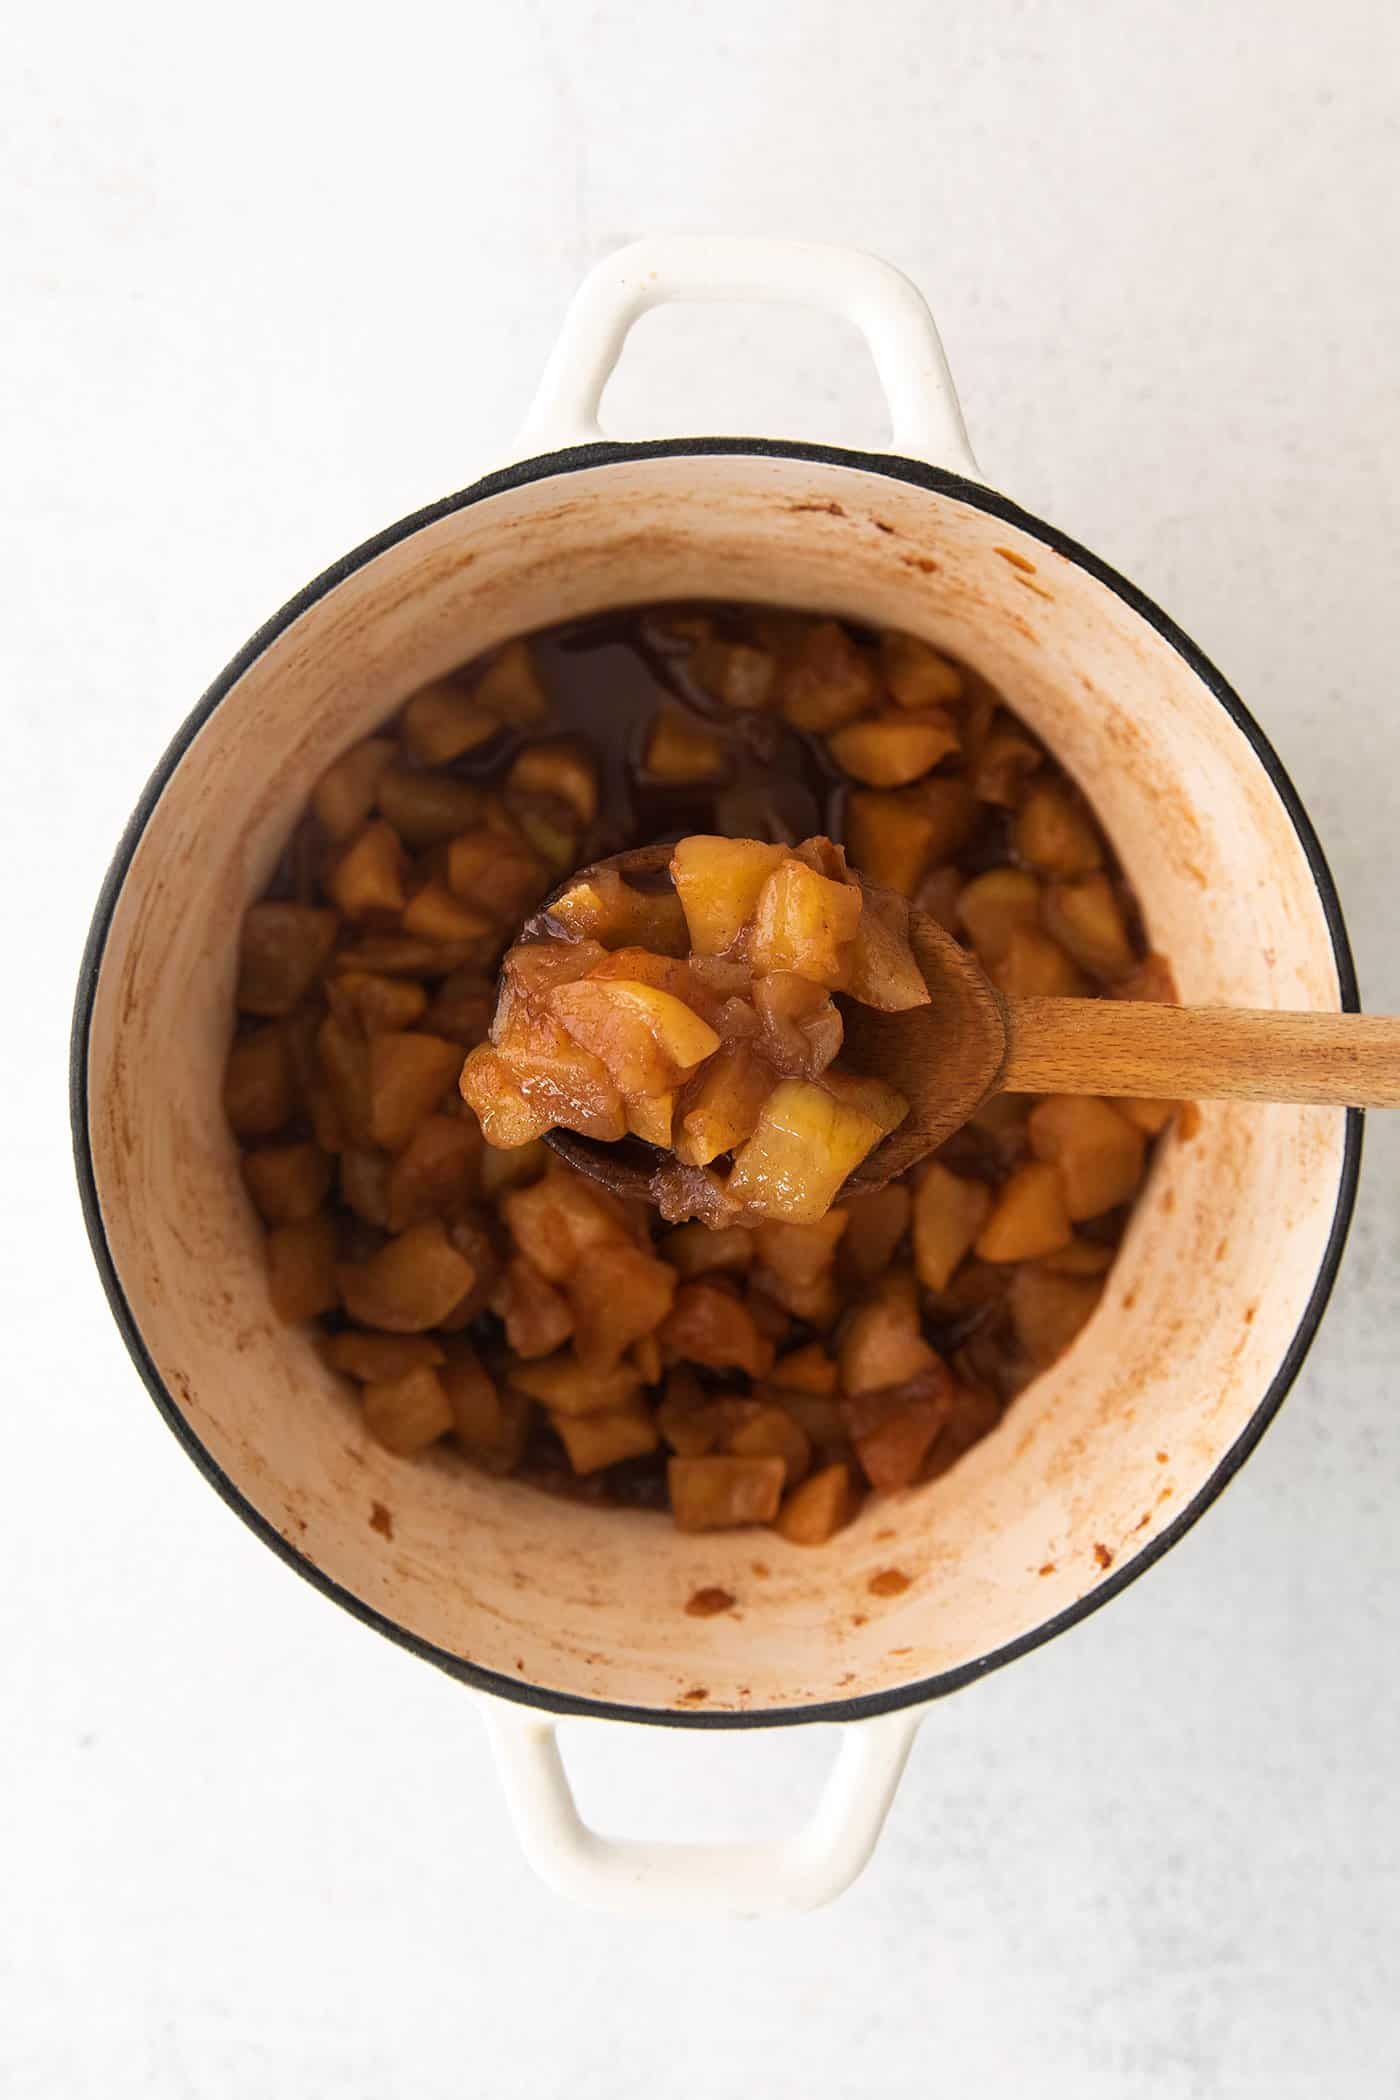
xmin=460 ymin=832 xmax=1400 ymax=1226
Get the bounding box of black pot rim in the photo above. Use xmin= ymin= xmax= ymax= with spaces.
xmin=70 ymin=436 xmax=1363 ymax=1732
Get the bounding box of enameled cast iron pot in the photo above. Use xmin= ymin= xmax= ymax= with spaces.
xmin=71 ymin=238 xmax=1360 ymax=1916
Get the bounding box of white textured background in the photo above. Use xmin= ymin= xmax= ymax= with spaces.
xmin=5 ymin=2 xmax=1399 ymax=2094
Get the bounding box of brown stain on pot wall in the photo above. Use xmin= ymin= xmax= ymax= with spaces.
xmin=1093 ymin=1542 xmax=1114 ymax=1570
xmin=369 ymin=1501 xmax=394 ymax=1539
xmin=868 ymin=1568 xmax=913 ymax=1597
xmin=786 ymin=500 xmax=847 ymax=518
xmin=684 ymin=1586 xmax=735 ymax=1618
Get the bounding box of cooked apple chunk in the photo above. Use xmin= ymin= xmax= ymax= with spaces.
xmin=748 ymin=858 xmax=862 ymax=986
xmin=643 ymin=707 xmax=728 ymax=783
xmin=670 ymin=835 xmax=786 ymax=955
xmin=827 ymin=710 xmax=959 ymax=787
xmin=726 ymin=1079 xmax=891 ymax=1224
xmin=668 ymin=1454 xmax=786 ymax=1530
xmin=548 ymin=977 xmax=720 ymax=1097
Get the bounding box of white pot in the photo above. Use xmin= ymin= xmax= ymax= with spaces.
xmin=72 ymin=237 xmax=1359 ymax=1918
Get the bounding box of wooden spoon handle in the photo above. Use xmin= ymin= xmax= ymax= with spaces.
xmin=1000 ymin=999 xmax=1400 ymax=1108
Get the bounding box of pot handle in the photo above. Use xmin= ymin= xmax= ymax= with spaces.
xmin=480 ymin=1701 xmax=921 ymax=1917
xmin=516 ymin=235 xmax=978 ymax=475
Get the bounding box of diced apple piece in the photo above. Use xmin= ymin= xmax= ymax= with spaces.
xmin=726 ymin=1403 xmax=811 ymax=1487
xmin=549 ymin=870 xmax=689 ymax=957
xmin=548 ymin=978 xmax=720 ymax=1096
xmin=749 ymin=857 xmax=862 ymax=987
xmin=836 ymin=1185 xmax=911 ymax=1284
xmin=691 ymin=637 xmax=777 ymax=711
xmin=444 ymin=828 xmax=550 ymax=925
xmin=224 ymin=1026 xmax=294 ymax=1140
xmin=662 ymin=1280 xmax=774 ymax=1379
xmin=236 ymin=904 xmax=337 ymax=1016
xmin=494 ymin=1254 xmax=574 ymax=1360
xmin=401 ymin=679 xmax=500 ymax=764
xmin=423 ymin=969 xmax=494 ymax=1046
xmin=673 ymin=1045 xmax=773 ymax=1165
xmin=313 ymin=737 xmax=395 ymax=840
xmin=630 ymin=1331 xmax=664 ymax=1385
xmin=554 ymin=1403 xmax=660 ymax=1476
xmin=1037 ymin=1236 xmax=1115 ymax=1277
xmin=821 ymin=1070 xmax=908 ymax=1137
xmin=493 ymin=936 xmax=609 ymax=1030
xmin=316 ymin=1015 xmax=373 ymax=1146
xmin=970 ymin=720 xmax=1043 ymax=805
xmin=401 ymin=882 xmax=495 ymax=952
xmin=844 ymin=1371 xmax=953 ymax=1491
xmin=992 ymin=926 xmax=1089 ymax=998
xmin=328 ymin=821 xmax=406 ymax=920
xmin=1042 ymin=875 xmax=1137 ymax=981
xmin=478 ymin=1136 xmax=548 ymax=1197
xmin=375 ymin=766 xmax=484 ymax=847
xmin=974 ymin=1161 xmax=1072 ymax=1262
xmin=323 ymin=1330 xmax=446 ymax=1382
xmin=437 ymin=1338 xmax=502 ymax=1449
xmin=753 ymin=1264 xmax=839 ymax=1328
xmin=1014 ymin=780 xmax=1104 ymax=876
xmin=642 ymin=707 xmax=729 ymax=783
xmin=879 ymin=630 xmax=964 ymax=709
xmin=339 ymin=1146 xmax=391 ymax=1227
xmin=243 ymin=1141 xmax=333 ymax=1225
xmin=754 ymin=1212 xmax=848 ymax=1290
xmin=627 ymin=1092 xmax=675 ymax=1147
xmin=844 ymin=886 xmax=930 ymax=1011
xmin=336 ymin=1220 xmax=476 ymax=1331
xmin=490 ymin=1007 xmax=628 ymax=1143
xmin=775 ymin=1462 xmax=855 ymax=1544
xmin=670 ymin=835 xmax=785 ymax=955
xmin=827 ymin=710 xmax=959 ymax=787
xmin=1118 ymin=1096 xmax=1178 ymax=1136
xmin=473 ymin=637 xmax=550 ymax=724
xmin=661 ymin=1222 xmax=753 ymax=1278
xmin=1010 ymin=1266 xmax=1103 ymax=1367
xmin=362 ymin=1365 xmax=454 ymax=1455
xmin=386 ymin=1113 xmax=478 ymax=1228
xmin=771 ymin=1343 xmax=839 ymax=1395
xmin=266 ymin=1215 xmax=339 ymax=1324
xmin=668 ymin=1455 xmax=786 ymax=1531
xmin=567 ymin=1242 xmax=677 ymax=1372
xmin=509 ymin=1353 xmax=642 ymax=1418
xmin=752 ymin=972 xmax=843 ymax=1079
xmin=459 ymin=1045 xmax=554 ymax=1148
xmin=777 ymin=619 xmax=880 ymax=732
xmin=367 ymin=1032 xmax=464 ymax=1152
xmin=501 ymin=1166 xmax=631 ymax=1281
xmin=655 ymin=1366 xmax=714 ymax=1454
xmin=727 ymin=1079 xmax=885 ymax=1224
xmin=332 ymin=933 xmax=479 ymax=977
xmin=510 ymin=800 xmax=579 ymax=874
xmin=956 ymin=868 xmax=1042 ymax=964
xmin=1027 ymin=1095 xmax=1146 ymax=1220
xmin=505 ymin=740 xmax=598 ymax=830
xmin=838 ymin=1272 xmax=939 ymax=1394
xmin=911 ymin=1162 xmax=994 ymax=1292
xmin=327 ymin=970 xmax=429 ymax=1036
xmin=845 ymin=779 xmax=978 ymax=896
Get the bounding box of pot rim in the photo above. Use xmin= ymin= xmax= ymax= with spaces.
xmin=70 ymin=436 xmax=1363 ymax=1731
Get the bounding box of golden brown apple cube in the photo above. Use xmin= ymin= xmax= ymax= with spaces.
xmin=992 ymin=926 xmax=1089 ymax=999
xmin=691 ymin=637 xmax=777 ymax=711
xmin=912 ymin=1162 xmax=994 ymax=1293
xmin=400 ymin=882 xmax=495 ymax=952
xmin=843 ymin=1371 xmax=952 ymax=1491
xmin=672 ymin=1045 xmax=772 ymax=1165
xmin=422 ymin=969 xmax=494 ymax=1046
xmin=670 ymin=835 xmax=786 ymax=955
xmin=775 ymin=1462 xmax=855 ymax=1544
xmin=586 ymin=946 xmax=707 ymax=1007
xmin=777 ymin=619 xmax=880 ymax=732
xmin=626 ymin=1092 xmax=675 ymax=1147
xmin=509 ymin=1353 xmax=642 ymax=1418
xmin=362 ymin=1364 xmax=454 ymax=1455
xmin=1118 ymin=1096 xmax=1178 ymax=1136
xmin=846 ymin=778 xmax=978 ymax=895
xmin=224 ymin=1026 xmax=294 ymax=1141
xmin=437 ymin=1338 xmax=503 ymax=1449
xmin=828 ymin=710 xmax=959 ymax=788
xmin=838 ymin=1273 xmax=939 ymax=1395
xmin=332 ymin=933 xmax=478 ymax=978
xmin=630 ymin=1331 xmax=664 ymax=1385
xmin=726 ymin=1402 xmax=811 ymax=1486
xmin=474 ymin=637 xmax=550 ymax=725
xmin=554 ymin=1403 xmax=661 ymax=1476
xmin=458 ymin=1044 xmax=553 ymax=1148
xmin=660 ymin=1222 xmax=753 ymax=1278
xmin=820 ymin=1070 xmax=909 ymax=1138
xmin=312 ymin=737 xmax=396 ymax=840
xmin=327 ymin=970 xmax=429 ymax=1037
xmin=368 ymin=1032 xmax=464 ymax=1152
xmin=494 ymin=1253 xmax=574 ymax=1360
xmin=662 ymin=1280 xmax=775 ymax=1379
xmin=266 ymin=1214 xmax=339 ymax=1324
xmin=323 ymin=1330 xmax=446 ymax=1382
xmin=1014 ymin=780 xmax=1104 ymax=876
xmin=956 ymin=868 xmax=1042 ymax=965
xmin=236 ymin=904 xmax=337 ymax=1017
xmin=1027 ymin=1095 xmax=1146 ymax=1220
xmin=375 ymin=766 xmax=485 ymax=847
xmin=970 ymin=720 xmax=1044 ymax=806
xmin=668 ymin=1454 xmax=786 ymax=1531
xmin=548 ymin=870 xmax=689 ymax=956
xmin=401 ymin=679 xmax=500 ymax=764
xmin=337 ymin=1220 xmax=476 ymax=1331
xmin=506 ymin=739 xmax=598 ymax=830
xmin=493 ymin=936 xmax=609 ymax=1030
xmin=642 ymin=707 xmax=729 ymax=783
xmin=836 ymin=1185 xmax=912 ymax=1284
xmin=386 ymin=1113 xmax=478 ymax=1228
xmin=1010 ymin=1266 xmax=1103 ymax=1367
xmin=339 ymin=1146 xmax=391 ymax=1227
xmin=491 ymin=1009 xmax=629 ymax=1143
xmin=1037 ymin=1235 xmax=1115 ymax=1277
xmin=568 ymin=1242 xmax=677 ymax=1371
xmin=242 ymin=1141 xmax=333 ymax=1225
xmin=879 ymin=630 xmax=964 ymax=709
xmin=727 ymin=1079 xmax=886 ymax=1224
xmin=749 ymin=857 xmax=862 ymax=987
xmin=548 ymin=978 xmax=720 ymax=1096
xmin=478 ymin=1136 xmax=548 ymax=1198
xmin=328 ymin=821 xmax=406 ymax=921
xmin=444 ymin=828 xmax=550 ymax=925
xmin=844 ymin=886 xmax=930 ymax=1011
xmin=754 ymin=1211 xmax=848 ymax=1290
xmin=316 ymin=1015 xmax=373 ymax=1145
xmin=1042 ymin=875 xmax=1137 ymax=981
xmin=500 ymin=1166 xmax=631 ymax=1282
xmin=974 ymin=1161 xmax=1072 ymax=1262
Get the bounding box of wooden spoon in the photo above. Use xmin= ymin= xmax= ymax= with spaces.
xmin=526 ymin=850 xmax=1400 ymax=1203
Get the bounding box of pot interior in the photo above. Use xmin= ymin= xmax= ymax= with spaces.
xmin=83 ymin=450 xmax=1351 ymax=1718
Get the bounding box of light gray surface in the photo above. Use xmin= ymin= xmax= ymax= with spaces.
xmin=4 ymin=1 xmax=1398 ymax=2093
